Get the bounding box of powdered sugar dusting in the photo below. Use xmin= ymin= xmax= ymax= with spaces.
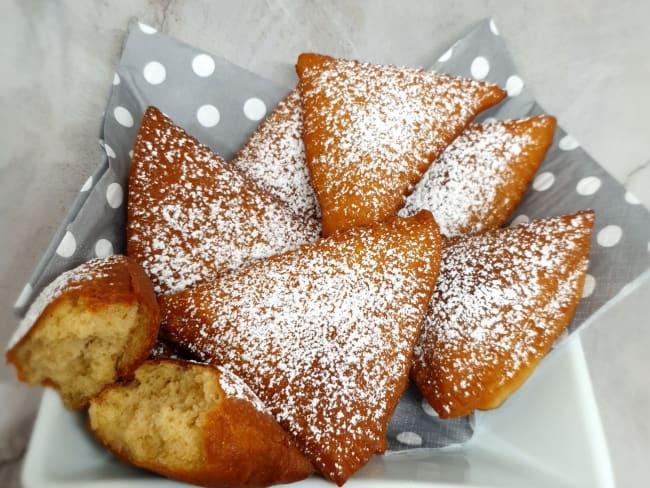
xmin=127 ymin=107 xmax=319 ymax=295
xmin=161 ymin=215 xmax=440 ymax=482
xmin=401 ymin=116 xmax=555 ymax=236
xmin=217 ymin=365 xmax=269 ymax=414
xmin=7 ymin=256 xmax=123 ymax=350
xmin=231 ymin=89 xmax=321 ymax=229
xmin=298 ymin=54 xmax=504 ymax=232
xmin=412 ymin=211 xmax=594 ymax=417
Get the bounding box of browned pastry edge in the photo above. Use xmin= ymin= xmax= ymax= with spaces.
xmin=401 ymin=115 xmax=558 ymax=237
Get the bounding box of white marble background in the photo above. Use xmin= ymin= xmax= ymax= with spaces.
xmin=1 ymin=1 xmax=648 ymax=486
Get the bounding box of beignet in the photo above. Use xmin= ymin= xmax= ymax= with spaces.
xmin=160 ymin=211 xmax=442 ymax=485
xmin=411 ymin=210 xmax=594 ymax=418
xmin=400 ymin=116 xmax=557 ymax=236
xmin=127 ymin=106 xmax=319 ymax=295
xmin=231 ymin=88 xmax=321 ymax=230
xmin=296 ymin=53 xmax=506 ymax=235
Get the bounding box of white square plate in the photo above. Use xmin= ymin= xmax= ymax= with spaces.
xmin=22 ymin=335 xmax=613 ymax=487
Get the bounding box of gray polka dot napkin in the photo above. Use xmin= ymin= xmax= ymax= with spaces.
xmin=11 ymin=19 xmax=650 ymax=452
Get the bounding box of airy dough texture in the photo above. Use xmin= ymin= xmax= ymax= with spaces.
xmin=6 ymin=255 xmax=160 ymax=410
xmin=89 ymin=359 xmax=314 ymax=488
xmin=89 ymin=360 xmax=214 ymax=468
xmin=11 ymin=300 xmax=149 ymax=409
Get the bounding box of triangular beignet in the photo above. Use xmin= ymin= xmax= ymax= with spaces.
xmin=296 ymin=53 xmax=506 ymax=235
xmin=160 ymin=211 xmax=442 ymax=485
xmin=231 ymin=88 xmax=321 ymax=230
xmin=127 ymin=107 xmax=319 ymax=295
xmin=400 ymin=116 xmax=557 ymax=236
xmin=411 ymin=210 xmax=594 ymax=419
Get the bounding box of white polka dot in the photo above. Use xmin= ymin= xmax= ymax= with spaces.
xmin=438 ymin=48 xmax=452 ymax=63
xmin=14 ymin=283 xmax=32 ymax=309
xmin=532 ymin=172 xmax=555 ymax=191
xmin=196 ymin=104 xmax=220 ymax=127
xmin=104 ymin=143 xmax=116 ymax=159
xmin=576 ymin=176 xmax=601 ymax=196
xmin=559 ymin=134 xmax=579 ymax=151
xmin=624 ymin=191 xmax=641 ymax=205
xmin=114 ymin=106 xmax=134 ymax=127
xmin=138 ymin=22 xmax=157 ymax=34
xmin=597 ymin=225 xmax=622 ymax=247
xmin=489 ymin=19 xmax=500 ymax=35
xmin=582 ymin=274 xmax=595 ymax=298
xmin=396 ymin=431 xmax=423 ymax=446
xmin=106 ymin=182 xmax=124 ymax=209
xmin=129 ymin=149 xmax=134 ymax=159
xmin=95 ymin=239 xmax=114 ymax=258
xmin=80 ymin=176 xmax=93 ymax=192
xmin=421 ymin=398 xmax=438 ymax=417
xmin=505 ymin=75 xmax=524 ymax=97
xmin=243 ymin=98 xmax=267 ymax=121
xmin=483 ymin=117 xmax=497 ymax=124
xmin=56 ymin=231 xmax=76 ymax=258
xmin=192 ymin=54 xmax=216 ymax=77
xmin=113 ymin=73 xmax=120 ymax=85
xmin=470 ymin=56 xmax=490 ymax=80
xmin=143 ymin=61 xmax=166 ymax=85
xmin=510 ymin=214 xmax=530 ymax=226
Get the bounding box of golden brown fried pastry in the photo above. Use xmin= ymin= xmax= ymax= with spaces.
xmin=6 ymin=255 xmax=159 ymax=410
xmin=160 ymin=211 xmax=442 ymax=485
xmin=400 ymin=116 xmax=557 ymax=236
xmin=127 ymin=106 xmax=319 ymax=295
xmin=88 ymin=359 xmax=314 ymax=487
xmin=231 ymin=88 xmax=321 ymax=230
xmin=411 ymin=210 xmax=594 ymax=419
xmin=296 ymin=52 xmax=506 ymax=235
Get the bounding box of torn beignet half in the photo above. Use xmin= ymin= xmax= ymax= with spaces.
xmin=88 ymin=359 xmax=314 ymax=487
xmin=6 ymin=255 xmax=160 ymax=410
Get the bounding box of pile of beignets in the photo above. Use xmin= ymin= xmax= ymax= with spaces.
xmin=7 ymin=52 xmax=594 ymax=487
